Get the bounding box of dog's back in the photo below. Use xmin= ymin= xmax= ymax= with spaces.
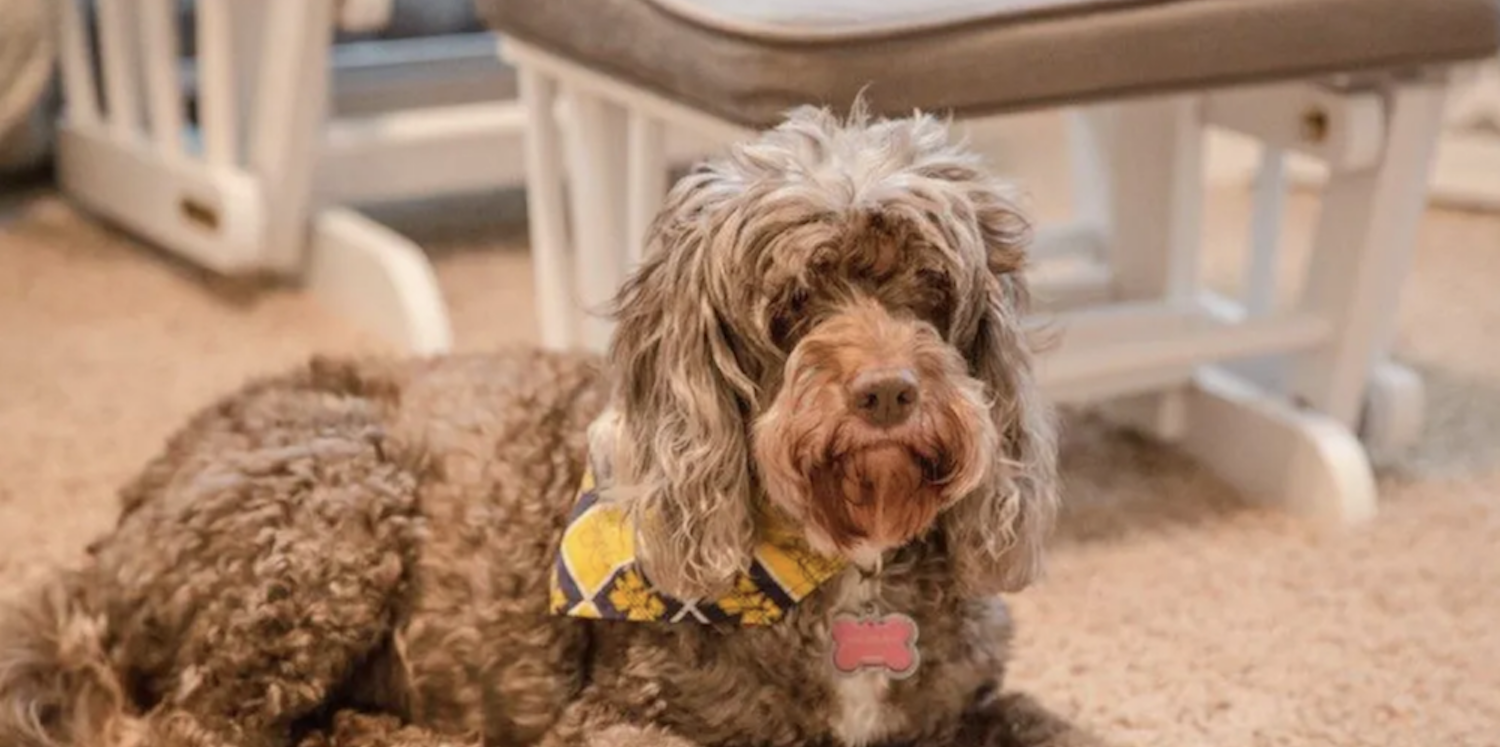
xmin=0 ymin=349 xmax=608 ymax=747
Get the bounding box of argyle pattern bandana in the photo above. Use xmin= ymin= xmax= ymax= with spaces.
xmin=549 ymin=469 xmax=846 ymax=625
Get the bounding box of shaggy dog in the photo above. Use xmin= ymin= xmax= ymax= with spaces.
xmin=0 ymin=106 xmax=1101 ymax=747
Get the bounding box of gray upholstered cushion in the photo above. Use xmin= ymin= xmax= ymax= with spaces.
xmin=645 ymin=0 xmax=1121 ymax=42
xmin=477 ymin=0 xmax=1500 ymax=128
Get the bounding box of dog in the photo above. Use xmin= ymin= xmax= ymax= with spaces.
xmin=0 ymin=105 xmax=1100 ymax=747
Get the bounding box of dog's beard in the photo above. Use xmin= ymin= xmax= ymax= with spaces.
xmin=755 ymin=377 xmax=995 ymax=560
xmin=806 ymin=443 xmax=948 ymax=554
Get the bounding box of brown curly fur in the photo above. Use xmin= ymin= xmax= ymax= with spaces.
xmin=0 ymin=106 xmax=1103 ymax=747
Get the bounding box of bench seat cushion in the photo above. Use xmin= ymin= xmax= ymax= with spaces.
xmin=477 ymin=0 xmax=1500 ymax=127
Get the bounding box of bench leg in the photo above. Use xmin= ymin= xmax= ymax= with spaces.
xmin=517 ymin=71 xmax=667 ymax=353
xmin=519 ymin=66 xmax=577 ymax=350
xmin=560 ymin=88 xmax=631 ymax=353
xmin=626 ymin=109 xmax=668 ymax=269
xmin=1288 ymin=81 xmax=1448 ymax=434
xmin=1360 ymin=360 xmax=1427 ymax=458
xmin=1175 ymin=80 xmax=1447 ymax=523
xmin=1085 ymin=84 xmax=1446 ymax=525
xmin=1245 ymin=148 xmax=1290 ymax=318
xmin=1064 ymin=106 xmax=1113 ymax=241
xmin=1094 ymin=95 xmax=1206 ymax=440
xmin=1182 ymin=368 xmax=1379 ymax=525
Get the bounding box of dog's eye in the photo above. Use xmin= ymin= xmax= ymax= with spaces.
xmin=916 ymin=268 xmax=948 ymax=288
xmin=914 ymin=269 xmax=955 ymax=329
xmin=770 ymin=286 xmax=813 ymax=349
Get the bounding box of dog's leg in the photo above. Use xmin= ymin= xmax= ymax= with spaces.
xmin=536 ymin=697 xmax=703 ymax=747
xmin=83 ymin=375 xmax=427 ymax=747
xmin=946 ymin=690 xmax=1110 ymax=747
xmin=122 ymin=462 xmax=418 ymax=747
xmin=294 ymin=710 xmax=479 ymax=747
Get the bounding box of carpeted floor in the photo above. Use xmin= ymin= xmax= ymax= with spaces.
xmin=2 ymin=120 xmax=1497 ymax=746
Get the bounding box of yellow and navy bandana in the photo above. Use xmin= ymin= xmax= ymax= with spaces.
xmin=549 ymin=470 xmax=846 ymax=626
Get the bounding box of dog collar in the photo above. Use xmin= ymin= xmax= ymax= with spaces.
xmin=549 ymin=469 xmax=846 ymax=625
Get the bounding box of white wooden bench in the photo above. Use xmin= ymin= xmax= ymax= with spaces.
xmin=479 ymin=0 xmax=1500 ymax=526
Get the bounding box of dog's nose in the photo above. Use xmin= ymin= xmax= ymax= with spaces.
xmin=849 ymin=369 xmax=920 ymax=428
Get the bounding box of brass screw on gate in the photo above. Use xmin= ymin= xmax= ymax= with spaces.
xmin=1301 ymin=107 xmax=1330 ymax=143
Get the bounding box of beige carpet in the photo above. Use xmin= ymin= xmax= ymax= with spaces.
xmin=2 ymin=124 xmax=1498 ymax=746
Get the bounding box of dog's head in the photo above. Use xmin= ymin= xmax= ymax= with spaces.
xmin=593 ymin=105 xmax=1058 ymax=600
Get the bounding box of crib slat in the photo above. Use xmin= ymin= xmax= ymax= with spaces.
xmin=196 ymin=0 xmax=239 ymax=166
xmin=249 ymin=0 xmax=313 ymax=175
xmin=138 ymin=0 xmax=185 ymax=157
xmin=250 ymin=0 xmax=335 ymax=271
xmin=55 ymin=0 xmax=100 ymax=127
xmin=96 ymin=0 xmax=142 ymax=138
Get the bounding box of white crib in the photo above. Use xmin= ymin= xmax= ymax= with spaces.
xmin=49 ymin=0 xmax=535 ymax=353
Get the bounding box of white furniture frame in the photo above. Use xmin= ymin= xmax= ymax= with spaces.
xmin=54 ymin=0 xmax=728 ymax=353
xmin=506 ymin=39 xmax=1452 ymax=526
xmin=1209 ymin=58 xmax=1500 ymax=211
xmin=53 ymin=0 xmax=519 ymax=354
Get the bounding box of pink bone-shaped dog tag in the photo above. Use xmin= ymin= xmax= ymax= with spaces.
xmin=830 ymin=612 xmax=920 ymax=679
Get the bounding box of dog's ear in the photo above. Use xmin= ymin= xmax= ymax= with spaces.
xmin=942 ymin=181 xmax=1060 ymax=596
xmin=603 ymin=172 xmax=758 ymax=600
